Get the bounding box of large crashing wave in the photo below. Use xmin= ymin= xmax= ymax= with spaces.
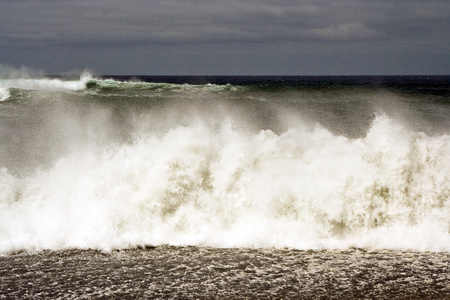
xmin=1 ymin=112 xmax=449 ymax=254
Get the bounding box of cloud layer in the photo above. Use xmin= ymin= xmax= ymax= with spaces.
xmin=0 ymin=0 xmax=449 ymax=74
xmin=1 ymin=0 xmax=449 ymax=47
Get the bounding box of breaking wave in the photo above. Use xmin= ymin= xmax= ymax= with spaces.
xmin=0 ymin=73 xmax=93 ymax=101
xmin=0 ymin=87 xmax=9 ymax=102
xmin=85 ymin=78 xmax=243 ymax=95
xmin=1 ymin=115 xmax=449 ymax=254
xmin=0 ymin=76 xmax=90 ymax=92
xmin=0 ymin=74 xmax=245 ymax=101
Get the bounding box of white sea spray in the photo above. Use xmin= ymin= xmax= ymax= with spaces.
xmin=0 ymin=114 xmax=449 ymax=254
xmin=0 ymin=87 xmax=9 ymax=101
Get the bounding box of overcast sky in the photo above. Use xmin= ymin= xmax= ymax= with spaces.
xmin=1 ymin=0 xmax=449 ymax=75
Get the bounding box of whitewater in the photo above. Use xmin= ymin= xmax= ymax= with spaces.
xmin=0 ymin=75 xmax=449 ymax=255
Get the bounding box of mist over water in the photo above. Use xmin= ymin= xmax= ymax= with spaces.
xmin=0 ymin=75 xmax=449 ymax=254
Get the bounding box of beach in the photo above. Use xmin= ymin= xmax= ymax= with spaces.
xmin=1 ymin=247 xmax=449 ymax=299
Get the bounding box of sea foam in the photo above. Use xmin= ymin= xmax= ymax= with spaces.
xmin=0 ymin=114 xmax=449 ymax=254
xmin=0 ymin=73 xmax=91 ymax=101
xmin=0 ymin=73 xmax=90 ymax=93
xmin=0 ymin=87 xmax=10 ymax=101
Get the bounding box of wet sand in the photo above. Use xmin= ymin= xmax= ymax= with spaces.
xmin=1 ymin=246 xmax=449 ymax=299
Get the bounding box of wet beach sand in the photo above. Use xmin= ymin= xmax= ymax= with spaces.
xmin=1 ymin=246 xmax=449 ymax=299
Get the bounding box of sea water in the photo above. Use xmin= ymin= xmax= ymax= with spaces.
xmin=0 ymin=74 xmax=449 ymax=254
xmin=1 ymin=74 xmax=449 ymax=298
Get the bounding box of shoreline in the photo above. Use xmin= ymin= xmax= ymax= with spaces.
xmin=1 ymin=246 xmax=449 ymax=299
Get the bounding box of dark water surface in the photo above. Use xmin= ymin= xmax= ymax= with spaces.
xmin=1 ymin=247 xmax=449 ymax=299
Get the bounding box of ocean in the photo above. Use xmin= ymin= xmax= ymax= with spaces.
xmin=0 ymin=74 xmax=449 ymax=298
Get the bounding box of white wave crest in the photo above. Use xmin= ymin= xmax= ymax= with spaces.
xmin=0 ymin=87 xmax=10 ymax=101
xmin=0 ymin=74 xmax=91 ymax=92
xmin=0 ymin=115 xmax=449 ymax=254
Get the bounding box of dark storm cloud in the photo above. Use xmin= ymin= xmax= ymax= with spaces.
xmin=1 ymin=0 xmax=449 ymax=47
xmin=0 ymin=0 xmax=448 ymax=75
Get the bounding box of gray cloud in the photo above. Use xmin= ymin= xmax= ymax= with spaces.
xmin=0 ymin=0 xmax=449 ymax=74
xmin=1 ymin=0 xmax=448 ymax=47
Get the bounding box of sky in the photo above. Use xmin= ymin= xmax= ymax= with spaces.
xmin=0 ymin=0 xmax=449 ymax=75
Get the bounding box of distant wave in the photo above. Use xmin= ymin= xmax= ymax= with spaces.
xmin=0 ymin=76 xmax=90 ymax=92
xmin=85 ymin=78 xmax=243 ymax=95
xmin=0 ymin=74 xmax=247 ymax=101
xmin=0 ymin=74 xmax=92 ymax=102
xmin=0 ymin=87 xmax=9 ymax=102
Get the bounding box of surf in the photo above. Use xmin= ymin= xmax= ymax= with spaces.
xmin=0 ymin=112 xmax=449 ymax=254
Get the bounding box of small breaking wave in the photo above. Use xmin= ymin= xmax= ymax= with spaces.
xmin=0 ymin=73 xmax=92 ymax=93
xmin=85 ymin=77 xmax=243 ymax=94
xmin=0 ymin=87 xmax=10 ymax=102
